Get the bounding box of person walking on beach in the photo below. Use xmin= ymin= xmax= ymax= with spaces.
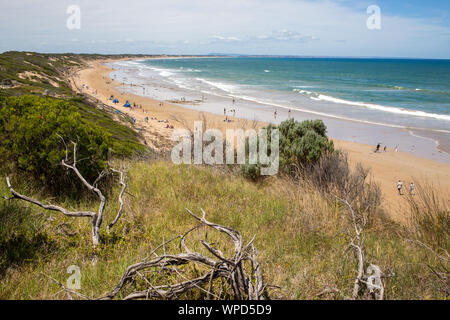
xmin=375 ymin=143 xmax=381 ymax=153
xmin=288 ymin=109 xmax=291 ymax=119
xmin=274 ymin=110 xmax=277 ymax=120
xmin=224 ymin=107 xmax=226 ymax=116
xmin=409 ymin=182 xmax=415 ymax=195
xmin=397 ymin=180 xmax=403 ymax=195
xmin=384 ymin=145 xmax=387 ymax=152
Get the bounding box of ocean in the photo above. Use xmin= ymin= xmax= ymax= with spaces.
xmin=106 ymin=57 xmax=450 ymax=163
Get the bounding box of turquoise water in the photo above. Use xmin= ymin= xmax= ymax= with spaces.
xmin=137 ymin=57 xmax=450 ymax=129
xmin=107 ymin=57 xmax=450 ymax=163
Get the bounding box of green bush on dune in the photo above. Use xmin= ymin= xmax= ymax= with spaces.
xmin=241 ymin=119 xmax=334 ymax=179
xmin=0 ymin=95 xmax=112 ymax=195
xmin=278 ymin=119 xmax=334 ymax=172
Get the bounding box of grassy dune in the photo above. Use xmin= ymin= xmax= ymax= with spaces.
xmin=0 ymin=161 xmax=447 ymax=299
xmin=0 ymin=52 xmax=447 ymax=300
xmin=0 ymin=51 xmax=148 ymax=164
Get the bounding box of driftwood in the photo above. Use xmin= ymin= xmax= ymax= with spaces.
xmin=101 ymin=209 xmax=266 ymax=300
xmin=4 ymin=141 xmax=127 ymax=246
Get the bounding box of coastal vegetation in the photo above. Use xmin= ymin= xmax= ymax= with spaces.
xmin=0 ymin=52 xmax=448 ymax=300
xmin=240 ymin=118 xmax=334 ymax=180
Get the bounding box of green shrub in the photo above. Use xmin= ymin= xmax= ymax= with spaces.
xmin=278 ymin=119 xmax=334 ymax=173
xmin=240 ymin=119 xmax=334 ymax=179
xmin=0 ymin=95 xmax=112 ymax=195
xmin=240 ymin=162 xmax=261 ymax=181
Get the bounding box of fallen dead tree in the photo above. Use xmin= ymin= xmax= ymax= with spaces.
xmin=312 ymin=154 xmax=387 ymax=299
xmin=3 ymin=140 xmax=127 ymax=246
xmin=334 ymin=165 xmax=386 ymax=300
xmin=101 ymin=208 xmax=267 ymax=300
xmin=336 ymin=196 xmax=385 ymax=300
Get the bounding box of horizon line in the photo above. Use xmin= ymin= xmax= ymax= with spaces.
xmin=1 ymin=50 xmax=449 ymax=61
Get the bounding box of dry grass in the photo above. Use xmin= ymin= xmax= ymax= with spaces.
xmin=0 ymin=160 xmax=448 ymax=299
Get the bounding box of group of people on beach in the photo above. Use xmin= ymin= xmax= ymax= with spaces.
xmin=108 ymin=93 xmax=174 ymax=130
xmin=142 ymin=113 xmax=173 ymax=129
xmin=375 ymin=143 xmax=399 ymax=153
xmin=273 ymin=109 xmax=292 ymax=120
xmin=224 ymin=107 xmax=236 ymax=122
xmin=397 ymin=180 xmax=415 ymax=196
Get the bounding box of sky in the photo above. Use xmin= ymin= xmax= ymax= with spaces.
xmin=1 ymin=0 xmax=449 ymax=59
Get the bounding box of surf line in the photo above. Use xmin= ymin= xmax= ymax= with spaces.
xmin=230 ymin=94 xmax=450 ymax=134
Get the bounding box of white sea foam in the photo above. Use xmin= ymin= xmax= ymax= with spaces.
xmin=158 ymin=70 xmax=173 ymax=77
xmin=292 ymin=87 xmax=450 ymax=122
xmin=195 ymin=78 xmax=236 ymax=94
xmin=313 ymin=94 xmax=450 ymax=121
xmin=231 ymin=94 xmax=450 ymax=133
xmin=292 ymin=88 xmax=317 ymax=96
xmin=111 ymin=59 xmax=450 ymax=126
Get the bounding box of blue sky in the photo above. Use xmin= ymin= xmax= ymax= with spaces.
xmin=1 ymin=0 xmax=449 ymax=58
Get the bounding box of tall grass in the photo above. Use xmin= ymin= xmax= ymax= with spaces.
xmin=0 ymin=161 xmax=448 ymax=299
xmin=406 ymin=183 xmax=449 ymax=252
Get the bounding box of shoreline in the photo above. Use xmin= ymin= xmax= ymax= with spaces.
xmin=70 ymin=58 xmax=450 ymax=221
xmin=107 ymin=57 xmax=450 ymax=164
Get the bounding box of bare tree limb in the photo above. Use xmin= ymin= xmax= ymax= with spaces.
xmin=5 ymin=177 xmax=94 ymax=218
xmin=3 ymin=141 xmax=120 ymax=247
xmin=107 ymin=168 xmax=127 ymax=232
xmin=41 ymin=273 xmax=91 ymax=300
xmin=101 ymin=209 xmax=267 ymax=300
xmin=61 ymin=142 xmax=106 ymax=246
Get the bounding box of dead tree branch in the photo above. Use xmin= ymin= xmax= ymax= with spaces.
xmin=5 ymin=177 xmax=95 ymax=218
xmin=334 ymin=195 xmax=384 ymax=300
xmin=41 ymin=273 xmax=91 ymax=300
xmin=101 ymin=209 xmax=267 ymax=300
xmin=406 ymin=239 xmax=449 ymax=296
xmin=107 ymin=168 xmax=127 ymax=232
xmin=3 ymin=141 xmax=128 ymax=247
xmin=323 ymin=163 xmax=384 ymax=300
xmin=60 ymin=141 xmax=106 ymax=246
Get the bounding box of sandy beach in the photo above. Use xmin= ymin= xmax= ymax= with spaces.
xmin=71 ymin=58 xmax=450 ymax=222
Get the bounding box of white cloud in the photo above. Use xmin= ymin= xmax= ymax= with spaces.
xmin=209 ymin=35 xmax=242 ymax=42
xmin=0 ymin=0 xmax=448 ymax=58
xmin=256 ymin=30 xmax=319 ymax=42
